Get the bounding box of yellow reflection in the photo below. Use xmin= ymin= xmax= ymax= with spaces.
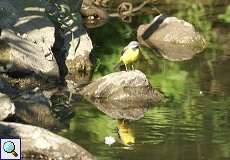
xmin=117 ymin=119 xmax=135 ymax=146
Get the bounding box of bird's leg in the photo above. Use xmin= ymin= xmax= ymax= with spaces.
xmin=131 ymin=64 xmax=135 ymax=70
xmin=125 ymin=64 xmax=128 ymax=71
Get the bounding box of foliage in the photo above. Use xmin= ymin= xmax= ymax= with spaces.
xmin=90 ymin=19 xmax=135 ymax=77
xmin=218 ymin=5 xmax=230 ymax=23
xmin=149 ymin=63 xmax=188 ymax=103
xmin=176 ymin=3 xmax=212 ymax=42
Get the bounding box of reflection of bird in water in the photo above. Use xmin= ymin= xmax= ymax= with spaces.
xmin=117 ymin=119 xmax=135 ymax=146
xmin=114 ymin=41 xmax=141 ymax=71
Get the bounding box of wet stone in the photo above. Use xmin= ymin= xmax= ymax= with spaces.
xmin=0 ymin=92 xmax=15 ymax=120
xmin=80 ymin=70 xmax=163 ymax=102
xmin=0 ymin=122 xmax=95 ymax=160
xmin=137 ymin=15 xmax=207 ymax=61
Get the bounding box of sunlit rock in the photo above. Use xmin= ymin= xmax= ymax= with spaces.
xmin=0 ymin=93 xmax=15 ymax=120
xmin=80 ymin=70 xmax=163 ymax=101
xmin=137 ymin=15 xmax=207 ymax=61
xmin=0 ymin=0 xmax=59 ymax=78
xmin=0 ymin=30 xmax=59 ymax=77
xmin=64 ymin=24 xmax=93 ymax=73
xmin=80 ymin=70 xmax=162 ymax=120
xmin=0 ymin=122 xmax=95 ymax=160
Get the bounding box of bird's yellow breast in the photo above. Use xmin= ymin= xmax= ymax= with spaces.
xmin=120 ymin=48 xmax=140 ymax=65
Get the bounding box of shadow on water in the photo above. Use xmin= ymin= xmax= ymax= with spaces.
xmin=55 ymin=1 xmax=230 ymax=159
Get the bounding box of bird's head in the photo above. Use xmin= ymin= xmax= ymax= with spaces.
xmin=127 ymin=41 xmax=139 ymax=49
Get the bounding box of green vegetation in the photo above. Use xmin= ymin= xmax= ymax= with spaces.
xmin=176 ymin=3 xmax=212 ymax=41
xmin=218 ymin=4 xmax=230 ymax=23
xmin=90 ymin=19 xmax=135 ymax=77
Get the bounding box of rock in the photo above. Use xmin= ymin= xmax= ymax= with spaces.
xmin=65 ymin=70 xmax=92 ymax=98
xmin=87 ymin=98 xmax=154 ymax=120
xmin=65 ymin=52 xmax=93 ymax=75
xmin=0 ymin=0 xmax=19 ymax=28
xmin=137 ymin=15 xmax=207 ymax=61
xmin=0 ymin=29 xmax=59 ymax=77
xmin=0 ymin=0 xmax=59 ymax=77
xmin=0 ymin=79 xmax=19 ymax=96
xmin=63 ymin=16 xmax=93 ymax=82
xmin=81 ymin=0 xmax=109 ymax=28
xmin=0 ymin=73 xmax=56 ymax=91
xmin=80 ymin=70 xmax=163 ymax=102
xmin=0 ymin=122 xmax=95 ymax=160
xmin=47 ymin=1 xmax=93 ymax=76
xmin=0 ymin=92 xmax=15 ymax=120
xmin=13 ymin=89 xmax=70 ymax=131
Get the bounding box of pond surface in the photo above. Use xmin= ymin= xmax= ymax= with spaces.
xmin=59 ymin=1 xmax=230 ymax=159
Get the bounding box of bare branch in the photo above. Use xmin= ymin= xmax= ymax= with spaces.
xmin=109 ymin=0 xmax=156 ymax=17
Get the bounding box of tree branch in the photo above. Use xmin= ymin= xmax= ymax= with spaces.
xmin=109 ymin=0 xmax=155 ymax=17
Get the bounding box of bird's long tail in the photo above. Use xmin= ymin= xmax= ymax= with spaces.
xmin=113 ymin=61 xmax=123 ymax=71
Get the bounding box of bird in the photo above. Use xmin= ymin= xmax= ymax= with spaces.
xmin=114 ymin=41 xmax=141 ymax=71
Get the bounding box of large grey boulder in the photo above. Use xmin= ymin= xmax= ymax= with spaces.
xmin=0 ymin=122 xmax=95 ymax=160
xmin=0 ymin=92 xmax=15 ymax=120
xmin=80 ymin=70 xmax=163 ymax=102
xmin=0 ymin=0 xmax=59 ymax=77
xmin=137 ymin=15 xmax=207 ymax=61
xmin=0 ymin=29 xmax=59 ymax=77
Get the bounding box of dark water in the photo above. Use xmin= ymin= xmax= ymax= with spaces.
xmin=58 ymin=1 xmax=230 ymax=160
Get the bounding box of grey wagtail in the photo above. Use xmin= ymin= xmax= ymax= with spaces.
xmin=114 ymin=41 xmax=141 ymax=71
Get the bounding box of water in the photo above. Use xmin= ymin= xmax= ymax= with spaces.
xmin=58 ymin=1 xmax=230 ymax=159
xmin=59 ymin=57 xmax=230 ymax=159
